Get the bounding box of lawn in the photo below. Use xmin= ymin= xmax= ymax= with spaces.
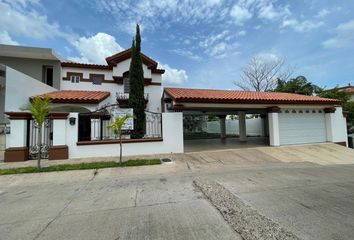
xmin=0 ymin=159 xmax=161 ymax=175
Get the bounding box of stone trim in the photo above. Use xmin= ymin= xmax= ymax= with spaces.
xmin=334 ymin=142 xmax=347 ymax=147
xmin=324 ymin=107 xmax=336 ymax=113
xmin=5 ymin=112 xmax=32 ymax=120
xmin=267 ymin=106 xmax=281 ymax=113
xmin=48 ymin=112 xmax=69 ymax=119
xmin=48 ymin=145 xmax=69 ymax=160
xmin=76 ymin=138 xmax=163 ymax=146
xmin=4 ymin=147 xmax=29 ymax=162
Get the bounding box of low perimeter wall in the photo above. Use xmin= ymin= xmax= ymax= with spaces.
xmin=67 ymin=112 xmax=184 ymax=159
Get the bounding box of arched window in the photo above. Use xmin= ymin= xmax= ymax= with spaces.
xmin=123 ymin=71 xmax=130 ymax=93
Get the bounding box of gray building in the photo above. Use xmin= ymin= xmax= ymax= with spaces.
xmin=0 ymin=44 xmax=62 ymax=89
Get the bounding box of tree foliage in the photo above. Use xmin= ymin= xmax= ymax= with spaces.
xmin=236 ymin=55 xmax=293 ymax=92
xmin=21 ymin=96 xmax=51 ymax=169
xmin=274 ymin=76 xmax=322 ymax=96
xmin=318 ymin=88 xmax=354 ymax=132
xmin=107 ymin=114 xmax=131 ymax=165
xmin=128 ymin=24 xmax=145 ymax=138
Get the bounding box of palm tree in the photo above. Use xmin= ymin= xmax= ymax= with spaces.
xmin=21 ymin=96 xmax=51 ymax=169
xmin=107 ymin=115 xmax=131 ymax=165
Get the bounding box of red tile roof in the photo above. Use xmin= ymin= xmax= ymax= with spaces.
xmin=164 ymin=88 xmax=340 ymax=105
xmin=32 ymin=90 xmax=110 ymax=104
xmin=61 ymin=62 xmax=112 ymax=70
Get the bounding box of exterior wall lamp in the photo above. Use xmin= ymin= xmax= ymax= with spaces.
xmin=69 ymin=117 xmax=76 ymax=126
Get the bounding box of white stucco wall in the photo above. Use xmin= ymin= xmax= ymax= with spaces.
xmin=5 ymin=66 xmax=56 ymax=111
xmin=66 ymin=112 xmax=183 ymax=158
xmin=207 ymin=118 xmax=263 ymax=136
xmin=325 ymin=106 xmax=348 ymax=145
xmin=113 ymin=59 xmax=152 ymax=78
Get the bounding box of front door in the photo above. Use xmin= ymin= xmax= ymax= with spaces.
xmin=78 ymin=115 xmax=91 ymax=141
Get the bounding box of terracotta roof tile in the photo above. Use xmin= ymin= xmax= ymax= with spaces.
xmin=164 ymin=88 xmax=340 ymax=105
xmin=32 ymin=90 xmax=110 ymax=104
xmin=61 ymin=62 xmax=112 ymax=70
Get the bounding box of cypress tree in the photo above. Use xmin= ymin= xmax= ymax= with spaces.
xmin=129 ymin=24 xmax=145 ymax=138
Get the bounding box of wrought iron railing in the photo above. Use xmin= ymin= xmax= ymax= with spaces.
xmin=116 ymin=92 xmax=149 ymax=100
xmin=27 ymin=119 xmax=53 ymax=159
xmin=80 ymin=110 xmax=162 ymax=141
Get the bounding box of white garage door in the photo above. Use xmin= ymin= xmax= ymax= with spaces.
xmin=279 ymin=110 xmax=327 ymax=145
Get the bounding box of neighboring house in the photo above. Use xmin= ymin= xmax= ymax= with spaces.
xmin=0 ymin=44 xmax=62 ymax=89
xmin=338 ymin=85 xmax=354 ymax=102
xmin=0 ymin=44 xmax=349 ymax=162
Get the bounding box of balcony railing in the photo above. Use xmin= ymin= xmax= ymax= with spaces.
xmin=116 ymin=92 xmax=149 ymax=108
xmin=116 ymin=92 xmax=149 ymax=100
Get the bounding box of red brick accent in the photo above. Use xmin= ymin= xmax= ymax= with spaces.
xmin=48 ymin=145 xmax=68 ymax=160
xmin=4 ymin=147 xmax=29 ymax=162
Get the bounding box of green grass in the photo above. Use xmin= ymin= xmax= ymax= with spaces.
xmin=0 ymin=159 xmax=161 ymax=175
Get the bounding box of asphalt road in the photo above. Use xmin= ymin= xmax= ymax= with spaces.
xmin=1 ymin=158 xmax=354 ymax=239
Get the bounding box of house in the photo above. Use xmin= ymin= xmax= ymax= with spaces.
xmin=338 ymin=85 xmax=354 ymax=102
xmin=0 ymin=44 xmax=349 ymax=162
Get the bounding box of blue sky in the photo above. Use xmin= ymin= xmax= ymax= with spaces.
xmin=0 ymin=0 xmax=353 ymax=89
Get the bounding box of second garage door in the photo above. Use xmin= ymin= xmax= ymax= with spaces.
xmin=279 ymin=110 xmax=327 ymax=145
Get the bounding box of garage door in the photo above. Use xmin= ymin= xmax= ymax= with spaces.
xmin=279 ymin=110 xmax=327 ymax=145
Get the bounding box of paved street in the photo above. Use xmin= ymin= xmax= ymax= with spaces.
xmin=1 ymin=144 xmax=354 ymax=240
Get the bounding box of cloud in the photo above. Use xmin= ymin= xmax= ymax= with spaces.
xmin=0 ymin=0 xmax=69 ymax=40
xmin=159 ymin=63 xmax=188 ymax=85
xmin=316 ymin=8 xmax=330 ymax=18
xmin=69 ymin=33 xmax=124 ymax=64
xmin=237 ymin=30 xmax=247 ymax=36
xmin=282 ymin=18 xmax=324 ymax=32
xmin=171 ymin=49 xmax=202 ymax=61
xmin=210 ymin=42 xmax=227 ymax=58
xmin=92 ymin=0 xmax=228 ymax=34
xmin=258 ymin=2 xmax=289 ymax=21
xmin=0 ymin=31 xmax=19 ymax=45
xmin=230 ymin=4 xmax=253 ymax=25
xmin=322 ymin=20 xmax=354 ymax=48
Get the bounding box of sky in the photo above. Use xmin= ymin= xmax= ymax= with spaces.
xmin=0 ymin=0 xmax=353 ymax=89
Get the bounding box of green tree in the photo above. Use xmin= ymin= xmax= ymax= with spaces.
xmin=107 ymin=115 xmax=131 ymax=165
xmin=274 ymin=76 xmax=322 ymax=96
xmin=129 ymin=24 xmax=145 ymax=138
xmin=318 ymin=87 xmax=354 ymax=133
xmin=21 ymin=96 xmax=51 ymax=169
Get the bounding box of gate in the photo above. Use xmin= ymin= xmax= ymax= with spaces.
xmin=27 ymin=119 xmax=53 ymax=160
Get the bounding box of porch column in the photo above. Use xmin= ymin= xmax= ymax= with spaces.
xmin=4 ymin=112 xmax=31 ymax=162
xmin=238 ymin=111 xmax=247 ymax=142
xmin=219 ymin=115 xmax=227 ymax=139
xmin=48 ymin=113 xmax=69 ymax=160
xmin=268 ymin=107 xmax=280 ymax=146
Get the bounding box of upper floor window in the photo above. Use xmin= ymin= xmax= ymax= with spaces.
xmin=92 ymin=74 xmax=104 ymax=85
xmin=123 ymin=71 xmax=130 ymax=93
xmin=70 ymin=75 xmax=80 ymax=83
xmin=43 ymin=66 xmax=53 ymax=87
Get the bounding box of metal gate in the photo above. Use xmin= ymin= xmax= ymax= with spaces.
xmin=27 ymin=119 xmax=53 ymax=160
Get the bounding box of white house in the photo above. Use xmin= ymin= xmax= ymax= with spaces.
xmin=0 ymin=44 xmax=349 ymax=162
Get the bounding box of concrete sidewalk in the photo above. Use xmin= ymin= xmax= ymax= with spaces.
xmin=1 ymin=143 xmax=353 ymax=171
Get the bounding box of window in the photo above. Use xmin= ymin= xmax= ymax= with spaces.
xmin=123 ymin=71 xmax=130 ymax=93
xmin=70 ymin=75 xmax=80 ymax=83
xmin=92 ymin=75 xmax=104 ymax=85
xmin=43 ymin=66 xmax=53 ymax=87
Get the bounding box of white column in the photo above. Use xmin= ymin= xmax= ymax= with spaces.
xmin=238 ymin=111 xmax=247 ymax=142
xmin=8 ymin=119 xmax=27 ymax=148
xmin=268 ymin=112 xmax=280 ymax=146
xmin=325 ymin=106 xmax=348 ymax=146
xmin=219 ymin=115 xmax=226 ymax=139
xmin=52 ymin=119 xmax=67 ymax=145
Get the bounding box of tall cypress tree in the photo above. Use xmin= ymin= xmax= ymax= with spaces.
xmin=129 ymin=24 xmax=145 ymax=138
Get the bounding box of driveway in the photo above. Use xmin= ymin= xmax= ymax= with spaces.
xmin=1 ymin=144 xmax=354 ymax=240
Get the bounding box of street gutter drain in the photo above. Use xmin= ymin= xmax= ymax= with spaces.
xmin=161 ymin=158 xmax=172 ymax=163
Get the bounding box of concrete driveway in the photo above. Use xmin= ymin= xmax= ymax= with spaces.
xmin=1 ymin=143 xmax=354 ymax=240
